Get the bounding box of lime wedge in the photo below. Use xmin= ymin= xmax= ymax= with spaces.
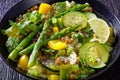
xmin=88 ymin=18 xmax=110 ymax=43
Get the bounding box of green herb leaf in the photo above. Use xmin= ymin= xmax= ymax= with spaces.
xmin=6 ymin=37 xmax=20 ymax=52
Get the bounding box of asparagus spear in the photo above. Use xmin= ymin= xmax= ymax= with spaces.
xmin=8 ymin=24 xmax=43 ymax=61
xmin=28 ymin=20 xmax=50 ymax=67
xmin=28 ymin=3 xmax=89 ymax=67
xmin=47 ymin=25 xmax=80 ymax=41
xmin=19 ymin=44 xmax=35 ymax=56
xmin=28 ymin=25 xmax=80 ymax=67
xmin=70 ymin=3 xmax=90 ymax=11
xmin=54 ymin=3 xmax=89 ymax=18
xmin=60 ymin=64 xmax=71 ymax=80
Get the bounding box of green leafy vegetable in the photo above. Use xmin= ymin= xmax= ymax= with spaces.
xmin=56 ymin=50 xmax=66 ymax=57
xmin=67 ymin=45 xmax=74 ymax=56
xmin=75 ymin=67 xmax=95 ymax=79
xmin=9 ymin=11 xmax=45 ymax=35
xmin=9 ymin=20 xmax=27 ymax=35
xmin=8 ymin=24 xmax=43 ymax=61
xmin=27 ymin=65 xmax=44 ymax=77
xmin=56 ymin=2 xmax=67 ymax=13
xmin=28 ymin=10 xmax=45 ymax=24
xmin=6 ymin=37 xmax=20 ymax=52
xmin=71 ymin=32 xmax=84 ymax=43
xmin=42 ymin=48 xmax=55 ymax=53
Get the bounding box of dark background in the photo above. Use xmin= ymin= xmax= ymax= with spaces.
xmin=0 ymin=0 xmax=120 ymax=80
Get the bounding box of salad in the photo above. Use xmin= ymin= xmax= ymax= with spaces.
xmin=1 ymin=1 xmax=115 ymax=80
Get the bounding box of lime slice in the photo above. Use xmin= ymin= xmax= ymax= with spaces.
xmin=88 ymin=18 xmax=110 ymax=43
xmin=79 ymin=42 xmax=109 ymax=68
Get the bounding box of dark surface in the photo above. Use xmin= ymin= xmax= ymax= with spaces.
xmin=0 ymin=0 xmax=120 ymax=80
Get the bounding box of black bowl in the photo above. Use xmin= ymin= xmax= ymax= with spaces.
xmin=0 ymin=0 xmax=120 ymax=80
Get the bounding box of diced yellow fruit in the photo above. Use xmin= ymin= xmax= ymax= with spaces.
xmin=109 ymin=27 xmax=114 ymax=36
xmin=39 ymin=3 xmax=51 ymax=14
xmin=49 ymin=75 xmax=59 ymax=80
xmin=48 ymin=40 xmax=67 ymax=50
xmin=18 ymin=55 xmax=29 ymax=70
xmin=6 ymin=26 xmax=19 ymax=37
xmin=107 ymin=27 xmax=115 ymax=44
xmin=93 ymin=34 xmax=97 ymax=38
xmin=52 ymin=27 xmax=59 ymax=33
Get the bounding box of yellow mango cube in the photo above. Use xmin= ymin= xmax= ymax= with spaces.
xmin=39 ymin=3 xmax=51 ymax=14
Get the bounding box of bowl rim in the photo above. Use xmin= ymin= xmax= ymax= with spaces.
xmin=0 ymin=0 xmax=120 ymax=80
